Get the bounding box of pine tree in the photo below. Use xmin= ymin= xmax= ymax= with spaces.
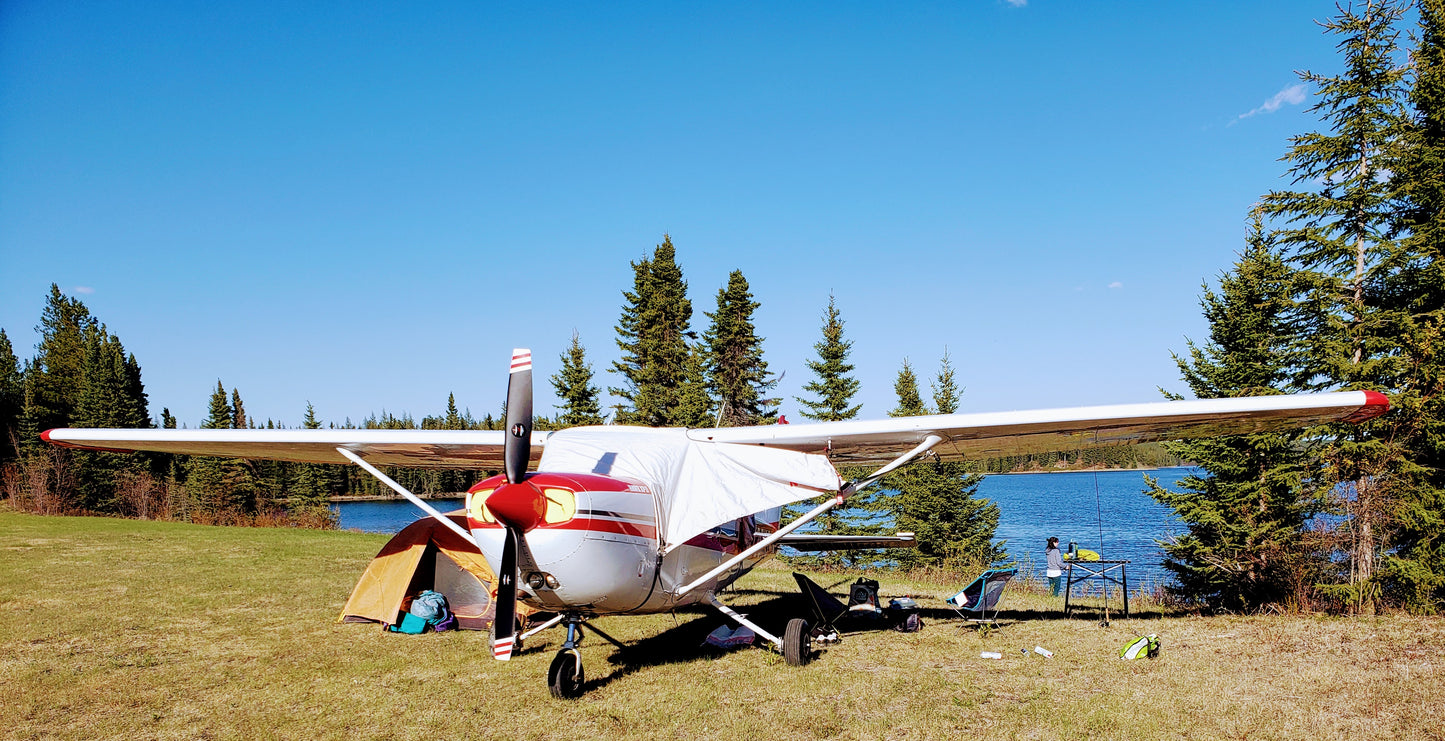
xmin=0 ymin=330 xmax=22 ymax=463
xmin=291 ymin=402 xmax=330 ymax=512
xmin=551 ymin=331 xmax=604 ymax=427
xmin=703 ymin=270 xmax=777 ymax=426
xmin=931 ymin=350 xmax=961 ymax=415
xmin=186 ymin=381 xmax=254 ymax=517
xmin=1146 ymin=214 xmax=1320 ymax=611
xmin=891 ymin=359 xmax=926 ymax=417
xmin=1260 ymin=0 xmax=1412 ymax=613
xmin=610 ymin=235 xmax=697 ymax=426
xmin=25 ymin=284 xmax=96 ymax=434
xmin=795 ymin=295 xmax=862 ymax=421
xmin=884 ymin=356 xmax=1003 ymax=571
xmin=1378 ymin=0 xmax=1445 ymax=613
xmin=231 ymin=389 xmax=247 ymax=429
xmin=673 ymin=343 xmax=715 ymax=428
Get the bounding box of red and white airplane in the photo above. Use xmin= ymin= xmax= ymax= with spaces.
xmin=44 ymin=349 xmax=1389 ymax=697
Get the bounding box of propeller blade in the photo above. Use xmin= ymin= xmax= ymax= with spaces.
xmin=504 ymin=348 xmax=533 ymax=485
xmin=492 ymin=526 xmax=519 ymax=661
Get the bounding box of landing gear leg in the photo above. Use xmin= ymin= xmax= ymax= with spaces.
xmin=547 ymin=617 xmax=586 ymax=699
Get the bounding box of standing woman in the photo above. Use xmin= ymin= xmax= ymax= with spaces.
xmin=1046 ymin=537 xmax=1064 ymax=597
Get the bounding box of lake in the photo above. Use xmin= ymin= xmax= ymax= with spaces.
xmin=335 ymin=467 xmax=1193 ymax=587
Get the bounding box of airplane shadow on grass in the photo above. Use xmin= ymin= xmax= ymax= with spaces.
xmin=507 ymin=581 xmax=1164 ymax=693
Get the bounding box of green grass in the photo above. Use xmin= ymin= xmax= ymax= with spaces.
xmin=2 ymin=509 xmax=1442 ymax=740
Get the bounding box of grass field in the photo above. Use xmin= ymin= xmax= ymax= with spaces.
xmin=2 ymin=509 xmax=1442 ymax=741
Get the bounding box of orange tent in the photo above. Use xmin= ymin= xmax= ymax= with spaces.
xmin=340 ymin=512 xmax=527 ymax=631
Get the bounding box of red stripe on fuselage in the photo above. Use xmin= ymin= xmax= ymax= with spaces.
xmin=471 ymin=516 xmax=657 ymax=540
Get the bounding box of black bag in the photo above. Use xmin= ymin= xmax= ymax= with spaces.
xmin=848 ymin=578 xmax=880 ymax=610
xmin=894 ymin=612 xmax=923 ymax=632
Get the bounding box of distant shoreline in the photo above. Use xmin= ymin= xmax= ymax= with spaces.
xmin=983 ymin=465 xmax=1195 ymax=476
xmin=327 ymin=493 xmax=465 ymax=503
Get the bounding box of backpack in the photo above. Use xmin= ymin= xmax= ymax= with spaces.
xmin=409 ymin=590 xmax=449 ymax=621
xmin=893 ymin=612 xmax=923 ymax=633
xmin=1119 ymin=634 xmax=1160 ymax=660
xmin=848 ymin=578 xmax=881 ymax=611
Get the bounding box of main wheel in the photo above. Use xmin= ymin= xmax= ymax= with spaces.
xmin=783 ymin=618 xmax=812 ymax=667
xmin=547 ymin=649 xmax=584 ymax=699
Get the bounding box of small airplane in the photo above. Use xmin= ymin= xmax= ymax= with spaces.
xmin=44 ymin=349 xmax=1390 ymax=697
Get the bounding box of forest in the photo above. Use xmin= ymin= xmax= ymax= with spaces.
xmin=2 ymin=0 xmax=1442 ymax=615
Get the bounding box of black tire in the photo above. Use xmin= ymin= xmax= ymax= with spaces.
xmin=783 ymin=618 xmax=812 ymax=667
xmin=547 ymin=649 xmax=584 ymax=699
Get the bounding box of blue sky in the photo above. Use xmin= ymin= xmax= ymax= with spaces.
xmin=0 ymin=2 xmax=1397 ymax=428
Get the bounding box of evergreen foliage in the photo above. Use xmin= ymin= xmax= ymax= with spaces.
xmin=795 ymin=295 xmax=862 ymax=421
xmin=550 ymin=331 xmax=604 ymax=427
xmin=1147 ymin=215 xmax=1320 ymax=611
xmin=185 ymin=381 xmax=255 ymax=516
xmin=703 ymin=270 xmax=777 ymax=427
xmin=0 ymin=330 xmax=24 ymax=463
xmin=1378 ymin=0 xmax=1445 ymax=613
xmin=882 ymin=356 xmax=1003 ymax=571
xmin=1260 ymin=0 xmax=1414 ymax=614
xmin=610 ymin=235 xmax=704 ymax=427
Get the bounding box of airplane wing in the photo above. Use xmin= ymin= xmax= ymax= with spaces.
xmin=41 ymin=428 xmax=549 ymax=469
xmin=778 ymin=533 xmax=917 ymax=551
xmin=687 ymin=390 xmax=1390 ymax=468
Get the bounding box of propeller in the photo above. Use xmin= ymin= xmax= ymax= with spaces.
xmin=490 ymin=348 xmax=538 ymax=661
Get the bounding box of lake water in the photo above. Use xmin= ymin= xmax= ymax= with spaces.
xmin=335 ymin=467 xmax=1193 ymax=587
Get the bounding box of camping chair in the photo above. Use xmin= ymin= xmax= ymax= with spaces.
xmin=946 ymin=567 xmax=1017 ymax=625
xmin=793 ymin=573 xmax=851 ymax=639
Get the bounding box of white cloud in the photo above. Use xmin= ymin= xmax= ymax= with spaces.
xmin=1232 ymin=83 xmax=1308 ymax=125
xmin=1108 ymin=281 xmax=1123 ymax=289
xmin=72 ymin=286 xmax=94 ymax=295
xmin=1005 ymin=0 xmax=1026 ymax=6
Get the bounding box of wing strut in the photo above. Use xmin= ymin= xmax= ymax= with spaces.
xmin=673 ymin=435 xmax=944 ymax=601
xmin=336 ymin=447 xmax=480 ymax=550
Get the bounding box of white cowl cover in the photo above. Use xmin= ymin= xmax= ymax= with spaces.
xmin=536 ymin=426 xmax=842 ymax=552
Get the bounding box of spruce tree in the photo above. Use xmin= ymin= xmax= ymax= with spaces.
xmin=890 ymin=358 xmax=926 ymax=417
xmin=795 ymin=295 xmax=862 ymax=421
xmin=291 ymin=402 xmax=330 ymax=512
xmin=551 ymin=331 xmax=604 ymax=427
xmin=1379 ymin=0 xmax=1445 ymax=613
xmin=884 ymin=356 xmax=1003 ymax=571
xmin=1146 ymin=214 xmax=1319 ymax=611
xmin=610 ymin=235 xmax=699 ymax=426
xmin=1261 ymin=0 xmax=1412 ymax=613
xmin=0 ymin=330 xmax=22 ymax=463
xmin=231 ymin=389 xmax=247 ymax=429
xmin=26 ymin=284 xmax=96 ymax=434
xmin=672 ymin=343 xmax=716 ymax=428
xmin=187 ymin=381 xmax=254 ymax=517
xmin=703 ymin=270 xmax=777 ymax=426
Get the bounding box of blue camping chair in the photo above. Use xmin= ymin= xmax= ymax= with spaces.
xmin=946 ymin=567 xmax=1017 ymax=625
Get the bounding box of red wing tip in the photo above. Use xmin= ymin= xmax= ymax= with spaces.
xmin=1344 ymin=391 xmax=1391 ymax=424
xmin=40 ymin=429 xmax=54 ymax=442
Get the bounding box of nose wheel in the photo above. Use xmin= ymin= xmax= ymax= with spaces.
xmin=547 ymin=649 xmax=584 ymax=699
xmin=543 ymin=614 xmax=629 ymax=699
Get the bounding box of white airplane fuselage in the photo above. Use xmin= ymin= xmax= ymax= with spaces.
xmin=467 ymin=471 xmax=780 ymax=616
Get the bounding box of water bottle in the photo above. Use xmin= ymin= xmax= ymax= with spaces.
xmin=1034 ymin=646 xmax=1054 ymax=658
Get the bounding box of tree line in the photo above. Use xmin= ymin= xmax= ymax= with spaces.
xmin=2 ymin=1 xmax=1440 ymax=616
xmin=1146 ymin=0 xmax=1445 ymax=616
